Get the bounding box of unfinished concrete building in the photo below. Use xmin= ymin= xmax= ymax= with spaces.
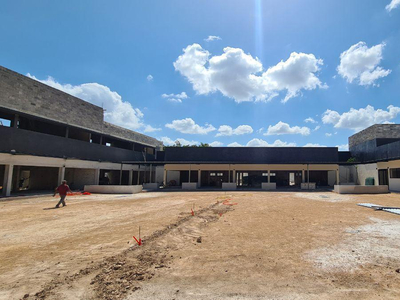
xmin=2 ymin=65 xmax=400 ymax=196
xmin=0 ymin=66 xmax=162 ymax=196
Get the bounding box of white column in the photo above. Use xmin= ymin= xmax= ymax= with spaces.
xmin=163 ymin=169 xmax=167 ymax=186
xmin=197 ymin=170 xmax=201 ymax=188
xmin=94 ymin=169 xmax=100 ymax=185
xmin=129 ymin=169 xmax=133 ymax=185
xmin=149 ymin=164 xmax=153 ymax=183
xmin=336 ymin=169 xmax=340 ymax=185
xmin=2 ymin=164 xmax=14 ymax=197
xmin=58 ymin=166 xmax=65 ymax=186
xmin=267 ymin=170 xmax=270 ymax=183
xmin=228 ymin=164 xmax=231 ymax=182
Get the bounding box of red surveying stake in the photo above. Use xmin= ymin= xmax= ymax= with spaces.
xmin=133 ymin=226 xmax=142 ymax=246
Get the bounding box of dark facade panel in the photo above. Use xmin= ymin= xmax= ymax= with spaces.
xmin=350 ymin=138 xmax=400 ymax=163
xmin=338 ymin=151 xmax=352 ymax=162
xmin=0 ymin=126 xmax=154 ymax=163
xmin=163 ymin=147 xmax=339 ymax=164
xmin=349 ymin=124 xmax=400 ymax=149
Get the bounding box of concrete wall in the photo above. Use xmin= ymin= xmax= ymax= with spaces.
xmin=166 ymin=170 xmax=180 ymax=186
xmin=155 ymin=166 xmax=164 ymax=185
xmin=339 ymin=165 xmax=357 ymax=184
xmin=334 ymin=185 xmax=388 ymax=194
xmin=84 ymin=185 xmax=142 ymax=194
xmin=355 ymin=163 xmax=378 ymax=186
xmin=389 ymin=179 xmax=400 ymax=192
xmin=65 ymin=168 xmax=96 ymax=190
xmin=327 ymin=170 xmax=336 ymax=186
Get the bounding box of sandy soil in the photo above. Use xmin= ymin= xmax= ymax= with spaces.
xmin=1 ymin=191 xmax=400 ymax=299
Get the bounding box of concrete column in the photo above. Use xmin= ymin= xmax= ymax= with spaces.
xmin=197 ymin=170 xmax=201 ymax=188
xmin=163 ymin=169 xmax=167 ymax=186
xmin=149 ymin=164 xmax=153 ymax=183
xmin=2 ymin=164 xmax=14 ymax=197
xmin=129 ymin=170 xmax=133 ymax=185
xmin=94 ymin=169 xmax=100 ymax=185
xmin=137 ymin=171 xmax=140 ymax=185
xmin=233 ymin=170 xmax=236 ymax=185
xmin=336 ymin=169 xmax=340 ymax=185
xmin=267 ymin=170 xmax=270 ymax=183
xmin=302 ymin=170 xmax=305 ymax=183
xmin=228 ymin=165 xmax=231 ymax=182
xmin=14 ymin=166 xmax=21 ymax=191
xmin=58 ymin=166 xmax=65 ymax=186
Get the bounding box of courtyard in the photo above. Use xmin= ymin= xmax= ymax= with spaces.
xmin=1 ymin=191 xmax=400 ymax=299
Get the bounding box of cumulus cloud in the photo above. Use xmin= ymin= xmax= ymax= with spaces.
xmin=144 ymin=125 xmax=161 ymax=133
xmin=165 ymin=118 xmax=216 ymax=134
xmin=322 ymin=105 xmax=400 ymax=131
xmin=204 ymin=35 xmax=222 ymax=42
xmin=227 ymin=142 xmax=243 ymax=147
xmin=304 ymin=117 xmax=317 ymax=123
xmin=336 ymin=144 xmax=349 ymax=151
xmin=174 ymin=44 xmax=326 ymax=103
xmin=337 ymin=42 xmax=391 ymax=86
xmin=209 ymin=141 xmax=223 ymax=147
xmin=161 ymin=92 xmax=188 ymax=103
xmin=313 ymin=125 xmax=321 ymax=131
xmin=247 ymin=138 xmax=297 ymax=147
xmin=304 ymin=143 xmax=327 ymax=147
xmin=160 ymin=136 xmax=199 ymax=146
xmin=265 ymin=121 xmax=311 ymax=136
xmin=147 ymin=74 xmax=153 ymax=81
xmin=27 ymin=74 xmax=146 ymax=131
xmin=216 ymin=125 xmax=253 ymax=137
xmin=228 ymin=139 xmax=296 ymax=147
xmin=386 ymin=0 xmax=400 ymax=11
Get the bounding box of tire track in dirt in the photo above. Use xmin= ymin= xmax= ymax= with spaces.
xmin=31 ymin=199 xmax=234 ymax=300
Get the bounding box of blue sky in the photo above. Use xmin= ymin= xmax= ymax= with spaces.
xmin=1 ymin=0 xmax=400 ymax=149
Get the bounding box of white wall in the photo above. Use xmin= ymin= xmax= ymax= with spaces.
xmin=155 ymin=166 xmax=164 ymax=185
xmin=65 ymin=168 xmax=96 ymax=190
xmin=167 ymin=170 xmax=180 ymax=186
xmin=389 ymin=178 xmax=400 ymax=192
xmin=327 ymin=170 xmax=336 ymax=186
xmin=355 ymin=163 xmax=378 ymax=186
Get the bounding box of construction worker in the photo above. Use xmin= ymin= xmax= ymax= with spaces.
xmin=54 ymin=180 xmax=72 ymax=208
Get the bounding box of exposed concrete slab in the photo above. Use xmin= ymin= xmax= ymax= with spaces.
xmin=334 ymin=185 xmax=389 ymax=194
xmin=84 ymin=185 xmax=142 ymax=194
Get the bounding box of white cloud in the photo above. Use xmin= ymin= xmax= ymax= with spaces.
xmin=27 ymin=74 xmax=145 ymax=130
xmin=165 ymin=118 xmax=216 ymax=135
xmin=161 ymin=92 xmax=188 ymax=103
xmin=216 ymin=125 xmax=253 ymax=137
xmin=209 ymin=141 xmax=223 ymax=147
xmin=227 ymin=142 xmax=243 ymax=147
xmin=304 ymin=143 xmax=327 ymax=147
xmin=336 ymin=144 xmax=349 ymax=151
xmin=174 ymin=44 xmax=326 ymax=103
xmin=313 ymin=125 xmax=321 ymax=131
xmin=147 ymin=74 xmax=153 ymax=81
xmin=325 ymin=133 xmax=332 ymax=137
xmin=160 ymin=136 xmax=199 ymax=146
xmin=337 ymin=42 xmax=391 ymax=86
xmin=304 ymin=117 xmax=317 ymax=123
xmin=322 ymin=105 xmax=400 ymax=132
xmin=204 ymin=35 xmax=222 ymax=42
xmin=246 ymin=138 xmax=297 ymax=147
xmin=144 ymin=125 xmax=161 ymax=133
xmin=386 ymin=0 xmax=400 ymax=11
xmin=265 ymin=121 xmax=311 ymax=136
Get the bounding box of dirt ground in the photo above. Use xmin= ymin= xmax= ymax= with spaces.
xmin=1 ymin=191 xmax=400 ymax=300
